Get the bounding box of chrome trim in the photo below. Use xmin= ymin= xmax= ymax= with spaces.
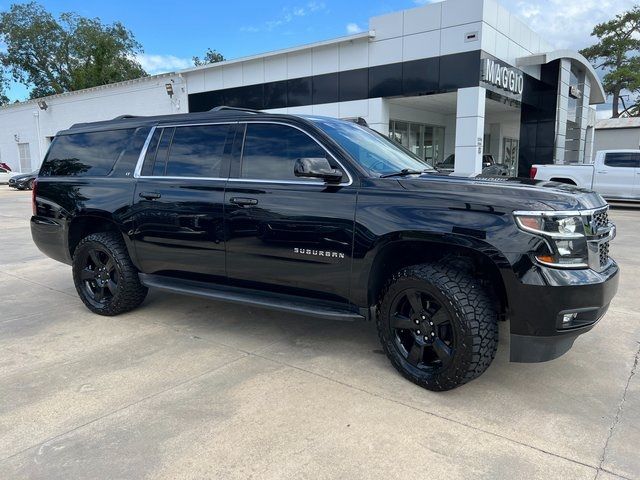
xmin=132 ymin=120 xmax=354 ymax=186
xmin=512 ymin=206 xmax=608 ymax=218
xmin=133 ymin=126 xmax=157 ymax=178
xmin=535 ymin=257 xmax=589 ymax=269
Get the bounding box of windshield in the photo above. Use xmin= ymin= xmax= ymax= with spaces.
xmin=310 ymin=117 xmax=433 ymax=176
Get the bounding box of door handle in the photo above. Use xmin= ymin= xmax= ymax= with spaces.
xmin=230 ymin=197 xmax=258 ymax=206
xmin=139 ymin=192 xmax=161 ymax=200
xmin=596 ymin=171 xmax=607 ymax=174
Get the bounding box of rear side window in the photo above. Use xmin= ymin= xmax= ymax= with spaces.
xmin=140 ymin=124 xmax=231 ymax=178
xmin=41 ymin=129 xmax=134 ymax=176
xmin=604 ymin=152 xmax=640 ymax=168
xmin=165 ymin=125 xmax=230 ymax=177
xmin=240 ymin=123 xmax=328 ymax=181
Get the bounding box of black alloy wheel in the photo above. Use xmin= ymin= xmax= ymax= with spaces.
xmin=72 ymin=232 xmax=148 ymax=316
xmin=389 ymin=287 xmax=456 ymax=371
xmin=377 ymin=261 xmax=498 ymax=391
xmin=78 ymin=246 xmax=119 ymax=308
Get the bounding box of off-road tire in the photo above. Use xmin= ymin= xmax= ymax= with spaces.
xmin=377 ymin=261 xmax=498 ymax=391
xmin=72 ymin=232 xmax=148 ymax=316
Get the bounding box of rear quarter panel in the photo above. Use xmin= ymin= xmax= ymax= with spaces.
xmin=32 ymin=177 xmax=137 ymax=265
xmin=533 ymin=164 xmax=594 ymax=188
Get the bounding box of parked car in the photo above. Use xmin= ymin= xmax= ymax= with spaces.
xmin=436 ymin=154 xmax=510 ymax=176
xmin=8 ymin=170 xmax=38 ymax=190
xmin=531 ymin=150 xmax=640 ymax=201
xmin=0 ymin=162 xmax=12 ymax=171
xmin=0 ymin=167 xmax=13 ymax=184
xmin=31 ymin=108 xmax=619 ymax=391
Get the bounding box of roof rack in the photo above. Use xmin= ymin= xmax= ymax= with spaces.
xmin=209 ymin=106 xmax=262 ymax=114
xmin=112 ymin=114 xmax=140 ymax=120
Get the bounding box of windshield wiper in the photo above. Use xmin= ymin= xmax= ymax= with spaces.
xmin=380 ymin=169 xmax=427 ymax=178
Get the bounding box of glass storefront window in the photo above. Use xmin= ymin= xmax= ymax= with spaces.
xmin=389 ymin=120 xmax=445 ymax=167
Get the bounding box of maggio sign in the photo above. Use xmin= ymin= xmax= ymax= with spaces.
xmin=481 ymin=58 xmax=524 ymax=96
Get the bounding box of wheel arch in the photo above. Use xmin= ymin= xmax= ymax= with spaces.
xmin=364 ymin=233 xmax=510 ymax=319
xmin=549 ymin=177 xmax=577 ymax=185
xmin=68 ymin=214 xmax=129 ymax=259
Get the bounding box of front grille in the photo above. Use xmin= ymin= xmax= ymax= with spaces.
xmin=599 ymin=242 xmax=610 ymax=267
xmin=593 ymin=208 xmax=609 ymax=230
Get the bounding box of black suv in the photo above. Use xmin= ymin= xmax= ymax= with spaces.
xmin=31 ymin=108 xmax=619 ymax=391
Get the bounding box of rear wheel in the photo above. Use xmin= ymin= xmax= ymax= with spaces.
xmin=377 ymin=261 xmax=498 ymax=391
xmin=72 ymin=232 xmax=147 ymax=316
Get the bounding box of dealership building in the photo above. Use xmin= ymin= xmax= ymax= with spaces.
xmin=0 ymin=0 xmax=605 ymax=177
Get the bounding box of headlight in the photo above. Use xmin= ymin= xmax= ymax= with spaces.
xmin=514 ymin=212 xmax=588 ymax=268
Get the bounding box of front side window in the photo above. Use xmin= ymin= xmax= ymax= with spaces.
xmin=240 ymin=123 xmax=330 ymax=181
xmin=604 ymin=152 xmax=640 ymax=168
xmin=311 ymin=117 xmax=432 ymax=176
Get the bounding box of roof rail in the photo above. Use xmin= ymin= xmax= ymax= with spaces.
xmin=209 ymin=106 xmax=262 ymax=114
xmin=112 ymin=114 xmax=140 ymax=120
xmin=343 ymin=116 xmax=369 ymax=127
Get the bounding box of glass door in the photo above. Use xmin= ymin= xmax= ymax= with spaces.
xmin=389 ymin=120 xmax=445 ymax=167
xmin=503 ymin=138 xmax=519 ymax=176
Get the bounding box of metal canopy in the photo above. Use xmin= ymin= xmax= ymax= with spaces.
xmin=516 ymin=50 xmax=606 ymax=105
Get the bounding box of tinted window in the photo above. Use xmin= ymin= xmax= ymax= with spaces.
xmin=164 ymin=125 xmax=231 ymax=177
xmin=153 ymin=128 xmax=175 ymax=176
xmin=41 ymin=129 xmax=134 ymax=176
xmin=604 ymin=152 xmax=640 ymax=168
xmin=241 ymin=124 xmax=328 ymax=181
xmin=141 ymin=129 xmax=162 ymax=176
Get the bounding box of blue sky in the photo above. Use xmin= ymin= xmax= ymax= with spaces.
xmin=1 ymin=0 xmax=636 ymax=103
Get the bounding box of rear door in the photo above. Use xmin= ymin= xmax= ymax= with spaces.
xmin=593 ymin=152 xmax=638 ymax=198
xmin=131 ymin=122 xmax=236 ymax=280
xmin=224 ymin=122 xmax=357 ymax=303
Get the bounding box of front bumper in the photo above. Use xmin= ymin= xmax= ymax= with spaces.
xmin=507 ymin=260 xmax=619 ymax=363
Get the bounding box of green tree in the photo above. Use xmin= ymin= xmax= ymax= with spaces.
xmin=0 ymin=2 xmax=147 ymax=100
xmin=0 ymin=71 xmax=9 ymax=106
xmin=580 ymin=6 xmax=640 ymax=118
xmin=193 ymin=48 xmax=225 ymax=67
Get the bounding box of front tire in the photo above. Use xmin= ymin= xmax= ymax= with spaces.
xmin=72 ymin=232 xmax=148 ymax=316
xmin=377 ymin=261 xmax=498 ymax=391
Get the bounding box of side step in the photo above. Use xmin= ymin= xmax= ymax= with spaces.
xmin=138 ymin=274 xmax=364 ymax=321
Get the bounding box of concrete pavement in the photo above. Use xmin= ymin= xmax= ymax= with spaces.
xmin=0 ymin=187 xmax=638 ymax=479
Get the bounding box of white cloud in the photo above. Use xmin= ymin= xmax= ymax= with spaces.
xmin=241 ymin=1 xmax=327 ymax=33
xmin=346 ymin=22 xmax=363 ymax=34
xmin=512 ymin=0 xmax=636 ymax=50
xmin=136 ymin=54 xmax=192 ymax=74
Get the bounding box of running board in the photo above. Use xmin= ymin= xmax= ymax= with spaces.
xmin=138 ymin=274 xmax=364 ymax=321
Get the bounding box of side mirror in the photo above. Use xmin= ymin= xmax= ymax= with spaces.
xmin=294 ymin=158 xmax=343 ymax=183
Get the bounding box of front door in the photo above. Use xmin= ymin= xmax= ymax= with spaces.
xmin=131 ymin=123 xmax=235 ymax=280
xmin=224 ymin=122 xmax=357 ymax=303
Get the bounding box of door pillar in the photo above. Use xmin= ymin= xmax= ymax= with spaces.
xmin=454 ymin=87 xmax=486 ymax=176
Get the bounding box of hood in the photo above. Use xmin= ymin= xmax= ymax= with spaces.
xmin=397 ymin=174 xmax=606 ymax=212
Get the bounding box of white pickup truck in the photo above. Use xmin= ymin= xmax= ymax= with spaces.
xmin=532 ymin=150 xmax=640 ymax=201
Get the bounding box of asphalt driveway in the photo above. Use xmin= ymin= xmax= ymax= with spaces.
xmin=0 ymin=187 xmax=638 ymax=479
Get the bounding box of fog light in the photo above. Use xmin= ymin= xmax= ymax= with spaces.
xmin=562 ymin=313 xmax=578 ymax=326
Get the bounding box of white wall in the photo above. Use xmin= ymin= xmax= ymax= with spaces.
xmin=0 ymin=74 xmax=185 ymax=171
xmin=593 ymin=128 xmax=640 ymax=154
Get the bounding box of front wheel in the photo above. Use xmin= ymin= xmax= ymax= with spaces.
xmin=377 ymin=261 xmax=498 ymax=391
xmin=72 ymin=232 xmax=148 ymax=316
